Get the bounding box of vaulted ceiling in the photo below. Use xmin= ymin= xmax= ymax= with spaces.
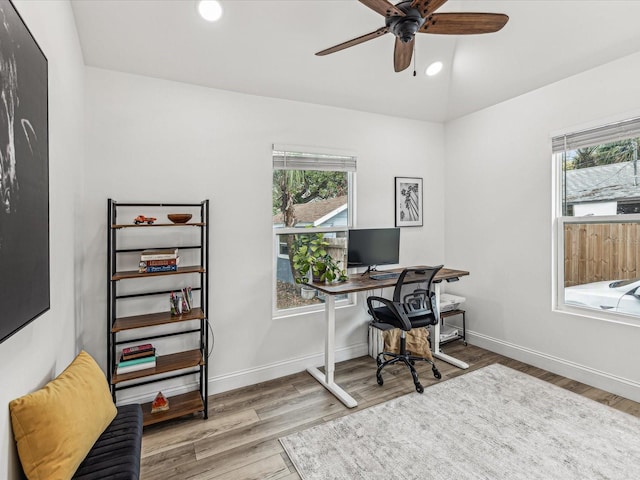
xmin=70 ymin=0 xmax=640 ymax=122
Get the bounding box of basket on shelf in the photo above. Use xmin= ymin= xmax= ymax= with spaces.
xmin=439 ymin=293 xmax=465 ymax=312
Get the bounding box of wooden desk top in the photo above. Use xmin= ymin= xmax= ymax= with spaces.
xmin=307 ymin=266 xmax=469 ymax=295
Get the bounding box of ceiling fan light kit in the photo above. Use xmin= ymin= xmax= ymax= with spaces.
xmin=316 ymin=0 xmax=509 ymax=73
xmin=197 ymin=0 xmax=223 ymax=22
xmin=426 ymin=61 xmax=443 ymax=76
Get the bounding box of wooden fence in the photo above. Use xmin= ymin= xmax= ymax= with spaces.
xmin=564 ymin=223 xmax=640 ymax=286
xmin=326 ymin=237 xmax=346 ymax=272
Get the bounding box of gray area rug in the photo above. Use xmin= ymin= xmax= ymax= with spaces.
xmin=280 ymin=364 xmax=640 ymax=479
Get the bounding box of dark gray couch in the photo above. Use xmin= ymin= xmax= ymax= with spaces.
xmin=72 ymin=404 xmax=143 ymax=480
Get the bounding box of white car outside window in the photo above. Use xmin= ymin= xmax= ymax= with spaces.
xmin=565 ymin=279 xmax=640 ymax=316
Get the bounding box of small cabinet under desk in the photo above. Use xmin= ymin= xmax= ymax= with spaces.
xmin=107 ymin=199 xmax=210 ymax=426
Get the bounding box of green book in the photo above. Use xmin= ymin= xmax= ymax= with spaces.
xmin=118 ymin=355 xmax=156 ymax=367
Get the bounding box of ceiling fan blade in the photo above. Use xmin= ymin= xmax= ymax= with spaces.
xmin=394 ymin=37 xmax=414 ymax=72
xmin=419 ymin=13 xmax=509 ymax=34
xmin=411 ymin=0 xmax=448 ymax=18
xmin=316 ymin=27 xmax=389 ymax=56
xmin=359 ymin=0 xmax=405 ymax=18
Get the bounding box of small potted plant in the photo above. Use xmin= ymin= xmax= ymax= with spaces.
xmin=311 ymin=255 xmax=348 ymax=283
xmin=292 ymin=232 xmax=328 ymax=284
xmin=292 ymin=232 xmax=347 ymax=286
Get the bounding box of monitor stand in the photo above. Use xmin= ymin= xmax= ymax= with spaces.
xmin=361 ymin=265 xmax=378 ymax=276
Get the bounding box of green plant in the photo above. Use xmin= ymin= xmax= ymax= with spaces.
xmin=311 ymin=254 xmax=344 ymax=283
xmin=292 ymin=232 xmax=346 ymax=284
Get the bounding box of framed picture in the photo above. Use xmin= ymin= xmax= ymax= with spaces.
xmin=395 ymin=177 xmax=423 ymax=227
xmin=0 ymin=0 xmax=49 ymax=344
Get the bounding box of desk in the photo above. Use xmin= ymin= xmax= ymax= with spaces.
xmin=306 ymin=266 xmax=470 ymax=408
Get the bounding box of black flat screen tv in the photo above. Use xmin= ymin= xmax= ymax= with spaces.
xmin=0 ymin=1 xmax=49 ymax=345
xmin=347 ymin=228 xmax=400 ymax=269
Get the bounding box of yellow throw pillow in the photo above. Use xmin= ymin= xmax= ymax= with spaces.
xmin=9 ymin=350 xmax=117 ymax=480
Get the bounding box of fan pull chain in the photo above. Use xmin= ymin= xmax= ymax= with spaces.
xmin=413 ymin=41 xmax=417 ymax=77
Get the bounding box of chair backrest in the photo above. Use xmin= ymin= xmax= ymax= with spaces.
xmin=392 ymin=266 xmax=443 ymax=303
xmin=403 ymin=289 xmax=428 ymax=310
xmin=393 ymin=266 xmax=443 ymax=318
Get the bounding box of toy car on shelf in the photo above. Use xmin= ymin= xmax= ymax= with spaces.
xmin=133 ymin=215 xmax=157 ymax=224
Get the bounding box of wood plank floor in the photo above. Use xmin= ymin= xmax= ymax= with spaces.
xmin=140 ymin=343 xmax=640 ymax=479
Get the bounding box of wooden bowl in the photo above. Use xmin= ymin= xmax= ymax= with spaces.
xmin=167 ymin=213 xmax=192 ymax=224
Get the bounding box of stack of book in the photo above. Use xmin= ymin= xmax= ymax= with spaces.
xmin=116 ymin=343 xmax=156 ymax=374
xmin=139 ymin=248 xmax=179 ymax=273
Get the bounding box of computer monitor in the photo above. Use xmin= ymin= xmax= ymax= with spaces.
xmin=347 ymin=228 xmax=400 ymax=269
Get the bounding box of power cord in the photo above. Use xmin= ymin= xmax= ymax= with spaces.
xmin=207 ymin=319 xmax=214 ymax=358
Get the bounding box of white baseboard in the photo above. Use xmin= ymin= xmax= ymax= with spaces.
xmin=115 ymin=342 xmax=369 ymax=405
xmin=207 ymin=342 xmax=369 ymax=395
xmin=468 ymin=330 xmax=640 ymax=403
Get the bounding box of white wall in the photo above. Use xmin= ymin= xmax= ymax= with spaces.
xmin=5 ymin=1 xmax=640 ymax=475
xmin=445 ymin=51 xmax=640 ymax=401
xmin=82 ymin=67 xmax=445 ymax=401
xmin=0 ymin=1 xmax=85 ymax=478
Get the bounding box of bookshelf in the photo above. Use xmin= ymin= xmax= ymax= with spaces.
xmin=107 ymin=199 xmax=209 ymax=426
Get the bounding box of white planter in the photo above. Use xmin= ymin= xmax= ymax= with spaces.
xmin=301 ymin=287 xmax=316 ymax=300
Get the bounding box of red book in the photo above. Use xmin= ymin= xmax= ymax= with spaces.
xmin=121 ymin=348 xmax=156 ymax=361
xmin=141 ymin=258 xmax=178 ymax=266
xmin=122 ymin=343 xmax=153 ymax=355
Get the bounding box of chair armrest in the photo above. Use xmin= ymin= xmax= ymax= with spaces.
xmin=367 ymin=296 xmax=412 ymax=331
xmin=366 ymin=295 xmax=392 ymax=319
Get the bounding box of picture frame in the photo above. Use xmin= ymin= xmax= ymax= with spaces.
xmin=395 ymin=177 xmax=423 ymax=227
xmin=0 ymin=0 xmax=49 ymax=344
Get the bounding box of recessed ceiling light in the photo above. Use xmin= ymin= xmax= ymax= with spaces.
xmin=198 ymin=0 xmax=223 ymax=22
xmin=426 ymin=61 xmax=443 ymax=76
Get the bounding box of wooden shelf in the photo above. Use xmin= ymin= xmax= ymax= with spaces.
xmin=441 ymin=309 xmax=465 ymax=319
xmin=112 ymin=265 xmax=205 ymax=281
xmin=111 ymin=349 xmax=203 ymax=384
xmin=141 ymin=390 xmax=204 ymax=426
xmin=112 ymin=222 xmax=205 ymax=229
xmin=108 ymin=199 xmax=209 ymax=426
xmin=112 ymin=308 xmax=205 ymax=332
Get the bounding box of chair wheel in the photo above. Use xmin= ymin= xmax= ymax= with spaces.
xmin=433 ymin=369 xmax=442 ymax=380
xmin=376 ymin=374 xmax=384 ymax=386
xmin=415 ymin=384 xmax=424 ymax=394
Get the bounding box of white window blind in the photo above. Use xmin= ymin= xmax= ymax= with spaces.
xmin=552 ymin=116 xmax=640 ymax=153
xmin=272 ymin=147 xmax=356 ymax=172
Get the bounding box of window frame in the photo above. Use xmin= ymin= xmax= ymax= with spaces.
xmin=552 ymin=117 xmax=640 ymax=326
xmin=272 ymin=146 xmax=356 ymax=318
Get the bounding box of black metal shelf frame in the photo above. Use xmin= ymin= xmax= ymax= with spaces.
xmin=107 ymin=199 xmax=209 ymax=421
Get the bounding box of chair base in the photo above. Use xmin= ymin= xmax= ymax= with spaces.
xmin=376 ymin=350 xmax=441 ymax=394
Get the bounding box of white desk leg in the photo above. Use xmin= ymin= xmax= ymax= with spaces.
xmin=432 ymin=282 xmax=469 ymax=370
xmin=306 ymin=295 xmax=358 ymax=408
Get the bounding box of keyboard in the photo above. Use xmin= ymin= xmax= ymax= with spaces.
xmin=370 ymin=272 xmax=400 ymax=280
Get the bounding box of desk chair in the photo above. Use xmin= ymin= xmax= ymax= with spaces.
xmin=367 ymin=266 xmax=443 ymax=393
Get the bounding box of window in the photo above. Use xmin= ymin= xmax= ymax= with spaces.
xmin=272 ymin=145 xmax=356 ymax=315
xmin=554 ymin=116 xmax=640 ymax=321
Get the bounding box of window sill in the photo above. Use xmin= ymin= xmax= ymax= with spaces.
xmin=273 ymin=297 xmax=355 ymax=320
xmin=554 ymin=303 xmax=640 ymax=328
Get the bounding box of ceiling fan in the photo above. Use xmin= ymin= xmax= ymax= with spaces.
xmin=316 ymin=0 xmax=509 ymax=72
